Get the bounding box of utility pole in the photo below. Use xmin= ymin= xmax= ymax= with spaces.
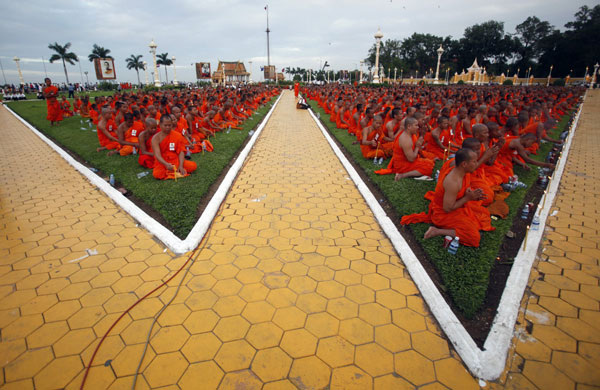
xmin=265 ymin=5 xmax=271 ymax=79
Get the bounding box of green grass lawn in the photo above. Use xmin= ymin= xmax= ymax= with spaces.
xmin=7 ymin=96 xmax=277 ymax=239
xmin=309 ymin=100 xmax=568 ymax=318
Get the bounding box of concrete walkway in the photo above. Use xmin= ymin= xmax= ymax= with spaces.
xmin=0 ymin=89 xmax=598 ymax=389
xmin=490 ymin=90 xmax=600 ymax=390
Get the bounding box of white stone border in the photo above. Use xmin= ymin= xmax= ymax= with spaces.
xmin=308 ymin=93 xmax=585 ymax=381
xmin=4 ymin=93 xmax=282 ymax=254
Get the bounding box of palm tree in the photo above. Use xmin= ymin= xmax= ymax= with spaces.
xmin=156 ymin=53 xmax=173 ymax=83
xmin=126 ymin=54 xmax=144 ymax=85
xmin=88 ymin=44 xmax=112 ymax=62
xmin=48 ymin=42 xmax=79 ymax=84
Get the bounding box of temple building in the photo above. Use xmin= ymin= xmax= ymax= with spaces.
xmin=212 ymin=61 xmax=250 ymax=85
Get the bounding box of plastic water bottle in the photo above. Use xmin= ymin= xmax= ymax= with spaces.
xmin=448 ymin=237 xmax=460 ymax=255
xmin=227 ymin=125 xmax=231 ymax=134
xmin=521 ymin=205 xmax=529 ymax=220
xmin=373 ymin=156 xmax=378 ymax=164
xmin=378 ymin=157 xmax=384 ymax=165
xmin=133 ymin=147 xmax=137 ymax=155
xmin=109 ymin=174 xmax=115 ymax=186
xmin=434 ymin=170 xmax=439 ymax=182
xmin=89 ymin=167 xmax=98 ymax=173
xmin=532 ymin=216 xmax=540 ymax=231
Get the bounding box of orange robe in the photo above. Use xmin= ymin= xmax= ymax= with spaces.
xmin=119 ymin=121 xmax=144 ymax=156
xmin=61 ymin=100 xmax=73 ymax=117
xmin=401 ymin=167 xmax=495 ymax=247
xmin=138 ymin=133 xmax=155 ymax=169
xmin=389 ymin=133 xmax=434 ymax=176
xmin=423 ymin=131 xmax=446 ymax=160
xmin=153 ymin=132 xmax=197 ymax=180
xmin=360 ymin=129 xmax=387 ymax=159
xmin=97 ymin=120 xmax=120 ymax=150
xmin=44 ymin=86 xmax=62 ymax=122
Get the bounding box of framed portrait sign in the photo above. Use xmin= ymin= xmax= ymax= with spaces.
xmin=195 ymin=62 xmax=211 ymax=79
xmin=94 ymin=58 xmax=117 ymax=80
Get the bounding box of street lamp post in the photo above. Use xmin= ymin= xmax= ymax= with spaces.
xmin=434 ymin=44 xmax=444 ymax=84
xmin=172 ymin=56 xmax=178 ymax=85
xmin=248 ymin=61 xmax=253 ymax=83
xmin=445 ymin=68 xmax=449 ymax=84
xmin=373 ymin=28 xmax=383 ymax=84
xmin=359 ymin=60 xmax=364 ymax=84
xmin=526 ymin=67 xmax=532 ymax=85
xmin=394 ymin=67 xmax=397 ymax=83
xmin=547 ymin=65 xmax=553 ymax=87
xmin=584 ymin=66 xmax=589 ymax=82
xmin=387 ymin=67 xmax=390 ymax=83
xmin=13 ymin=57 xmax=24 ymax=85
xmin=380 ymin=65 xmax=384 ymax=83
xmin=591 ymin=63 xmax=599 ymax=90
xmin=142 ymin=61 xmax=149 ymax=85
xmin=84 ymin=71 xmax=89 ymax=85
xmin=149 ymin=39 xmax=160 ymax=87
xmin=400 ymin=69 xmax=403 ymax=82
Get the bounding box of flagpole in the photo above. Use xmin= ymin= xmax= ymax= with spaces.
xmin=265 ymin=5 xmax=271 ymax=77
xmin=0 ymin=58 xmax=7 ymax=84
xmin=42 ymin=56 xmax=48 ymax=78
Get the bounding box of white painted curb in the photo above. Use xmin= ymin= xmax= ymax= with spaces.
xmin=4 ymin=93 xmax=282 ymax=255
xmin=308 ymin=93 xmax=585 ymax=381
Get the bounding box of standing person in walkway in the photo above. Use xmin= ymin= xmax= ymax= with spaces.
xmin=68 ymin=83 xmax=75 ymax=98
xmin=43 ymin=78 xmax=63 ymax=125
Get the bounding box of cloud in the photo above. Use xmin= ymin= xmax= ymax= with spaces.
xmin=0 ymin=0 xmax=591 ymax=84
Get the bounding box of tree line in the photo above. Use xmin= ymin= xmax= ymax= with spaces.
xmin=364 ymin=5 xmax=600 ymax=79
xmin=47 ymin=43 xmax=174 ymax=85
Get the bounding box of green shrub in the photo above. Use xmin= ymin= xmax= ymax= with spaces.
xmin=503 ymin=79 xmax=514 ymax=86
xmin=553 ymin=78 xmax=566 ymax=87
xmin=457 ymin=80 xmax=465 ymax=85
xmin=98 ymin=82 xmax=119 ymax=91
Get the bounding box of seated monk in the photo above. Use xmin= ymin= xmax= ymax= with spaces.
xmin=73 ymin=97 xmax=82 ymax=115
xmin=461 ymin=134 xmax=499 ymax=206
xmin=392 ymin=117 xmax=435 ymax=181
xmin=60 ymin=96 xmax=73 ymax=117
xmin=500 ymin=133 xmax=556 ymax=176
xmin=423 ymin=116 xmax=451 ymax=160
xmin=151 ymin=115 xmax=197 ymax=180
xmin=90 ymin=104 xmax=100 ymax=125
xmin=401 ymin=148 xmax=495 ymax=247
xmin=384 ymin=108 xmax=403 ymax=143
xmin=172 ymin=105 xmax=200 ymax=153
xmin=360 ymin=115 xmax=388 ymax=159
xmin=96 ymin=107 xmax=121 ymax=154
xmin=138 ymin=118 xmax=158 ymax=169
xmin=117 ymin=113 xmax=144 ymax=156
xmin=186 ymin=106 xmax=212 ymax=142
xmin=80 ymin=97 xmax=90 ymax=118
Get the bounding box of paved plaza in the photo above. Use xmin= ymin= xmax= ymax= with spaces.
xmin=0 ymin=90 xmax=598 ymax=389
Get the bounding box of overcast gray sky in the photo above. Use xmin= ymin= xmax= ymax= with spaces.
xmin=0 ymin=0 xmax=591 ymax=85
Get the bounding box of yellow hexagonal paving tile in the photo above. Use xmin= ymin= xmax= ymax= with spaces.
xmin=316 ymin=335 xmax=354 ymax=368
xmin=4 ymin=88 xmax=599 ymax=390
xmin=251 ymin=347 xmax=292 ymax=382
xmin=280 ymin=328 xmax=318 ymax=358
xmin=214 ymin=339 xmax=256 ymax=372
